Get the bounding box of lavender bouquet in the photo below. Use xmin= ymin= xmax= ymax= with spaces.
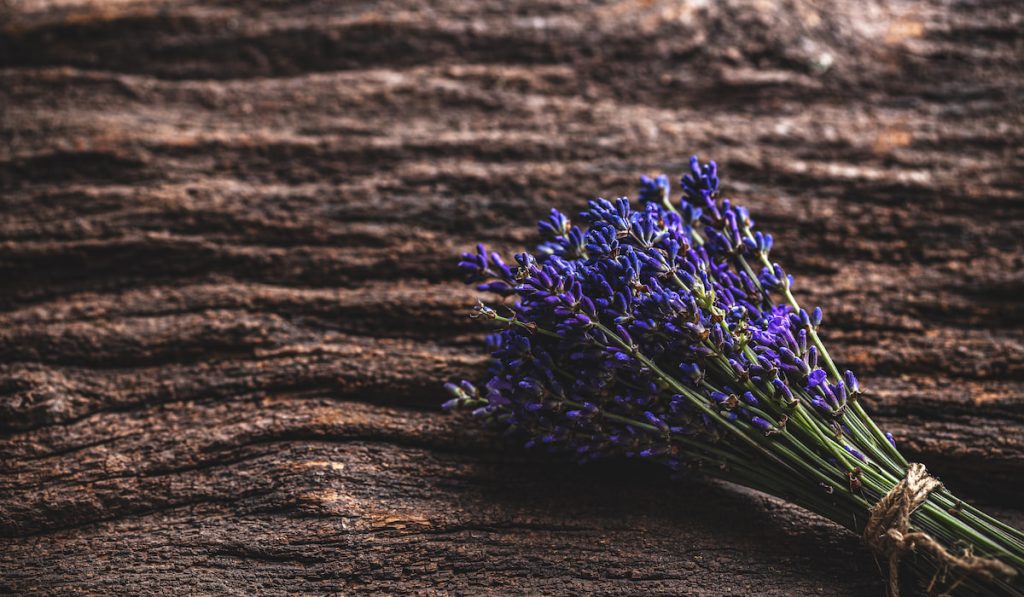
xmin=446 ymin=157 xmax=1024 ymax=595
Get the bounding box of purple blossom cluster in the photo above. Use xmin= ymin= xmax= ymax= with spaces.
xmin=447 ymin=156 xmax=871 ymax=473
xmin=444 ymin=158 xmax=1024 ymax=595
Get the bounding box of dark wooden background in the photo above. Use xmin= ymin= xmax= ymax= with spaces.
xmin=1 ymin=0 xmax=1022 ymax=594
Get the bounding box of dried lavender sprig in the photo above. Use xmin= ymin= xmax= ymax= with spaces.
xmin=447 ymin=157 xmax=1024 ymax=595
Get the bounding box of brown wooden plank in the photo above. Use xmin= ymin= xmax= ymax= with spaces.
xmin=1 ymin=0 xmax=1022 ymax=594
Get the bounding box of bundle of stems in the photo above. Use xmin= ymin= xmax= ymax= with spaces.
xmin=446 ymin=157 xmax=1023 ymax=595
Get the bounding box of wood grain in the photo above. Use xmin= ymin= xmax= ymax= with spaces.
xmin=1 ymin=0 xmax=1022 ymax=594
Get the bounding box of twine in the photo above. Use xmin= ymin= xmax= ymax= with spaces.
xmin=863 ymin=463 xmax=1016 ymax=596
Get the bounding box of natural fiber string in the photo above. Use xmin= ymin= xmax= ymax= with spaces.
xmin=863 ymin=463 xmax=1016 ymax=596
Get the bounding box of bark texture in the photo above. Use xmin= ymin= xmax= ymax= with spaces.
xmin=1 ymin=0 xmax=1023 ymax=594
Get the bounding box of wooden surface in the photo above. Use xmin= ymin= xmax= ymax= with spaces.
xmin=2 ymin=0 xmax=1023 ymax=594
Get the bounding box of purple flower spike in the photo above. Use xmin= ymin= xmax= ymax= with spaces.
xmin=751 ymin=417 xmax=774 ymax=433
xmin=844 ymin=370 xmax=860 ymax=394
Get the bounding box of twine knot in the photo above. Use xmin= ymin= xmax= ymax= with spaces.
xmin=863 ymin=463 xmax=1015 ymax=596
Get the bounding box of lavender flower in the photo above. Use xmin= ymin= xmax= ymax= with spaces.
xmin=447 ymin=157 xmax=1023 ymax=595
